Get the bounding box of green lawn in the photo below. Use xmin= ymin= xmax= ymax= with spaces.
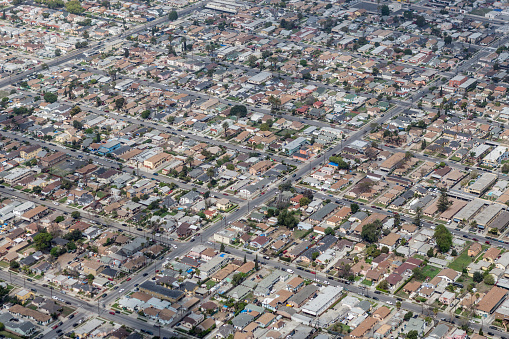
xmin=293 ymin=230 xmax=309 ymax=239
xmin=206 ymin=280 xmax=216 ymax=289
xmin=361 ymin=279 xmax=373 ymax=286
xmin=0 ymin=331 xmax=23 ymax=339
xmin=421 ymin=265 xmax=441 ymax=279
xmin=448 ymin=249 xmax=473 ymax=272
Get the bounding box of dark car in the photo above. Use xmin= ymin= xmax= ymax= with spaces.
xmin=373 ymin=297 xmax=379 ymax=300
xmin=56 ymin=329 xmax=62 ymax=333
xmin=374 ymin=291 xmax=381 ymax=294
xmin=143 ymin=273 xmax=148 ymax=277
xmin=69 ymin=314 xmax=74 ymax=319
xmin=488 ymin=333 xmax=494 ymax=336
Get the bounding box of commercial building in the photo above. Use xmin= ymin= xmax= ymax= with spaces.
xmin=301 ymin=285 xmax=343 ymax=316
xmin=467 ymin=173 xmax=497 ymax=196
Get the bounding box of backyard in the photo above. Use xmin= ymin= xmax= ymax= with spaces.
xmin=448 ymin=248 xmax=473 ymax=272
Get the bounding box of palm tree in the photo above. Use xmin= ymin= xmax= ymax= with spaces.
xmin=222 ymin=121 xmax=229 ymax=138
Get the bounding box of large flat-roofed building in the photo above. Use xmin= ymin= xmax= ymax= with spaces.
xmin=41 ymin=151 xmax=67 ymax=167
xmin=488 ymin=210 xmax=509 ymax=232
xmin=439 ymin=199 xmax=467 ymax=221
xmin=467 ymin=173 xmax=497 ymax=196
xmin=143 ymin=153 xmax=171 ymax=170
xmin=474 ymin=203 xmax=505 ymax=229
xmin=301 ymin=285 xmax=343 ymax=316
xmin=477 ymin=286 xmax=507 ymax=317
xmin=379 ymin=152 xmax=406 ymax=173
xmin=139 ymin=281 xmax=185 ymax=302
xmin=198 ymin=254 xmax=232 ymax=280
xmin=453 ymin=199 xmax=486 ymax=222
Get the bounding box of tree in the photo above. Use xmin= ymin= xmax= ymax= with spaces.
xmin=378 ymin=280 xmax=389 ymax=291
xmin=434 ymin=224 xmax=452 ymax=253
xmin=403 ymin=312 xmax=413 ymax=321
xmin=255 ymin=255 xmax=259 ymax=270
xmin=421 ymin=140 xmax=427 ymax=150
xmin=50 ymin=247 xmax=60 ymax=258
xmin=230 ymin=105 xmax=248 ymax=118
xmin=73 ymin=120 xmax=83 ymax=130
xmin=277 ymin=209 xmax=299 ymax=229
xmin=34 ymin=232 xmax=53 ymax=251
xmin=350 ymin=203 xmax=360 ymax=214
xmin=71 ymin=211 xmax=81 ymax=219
xmin=32 ymin=186 xmax=42 ymax=194
xmin=141 ymin=110 xmax=150 ymax=119
xmin=427 ymin=247 xmax=435 ymax=258
xmin=300 ymin=59 xmax=308 ymax=67
xmin=412 ymin=267 xmax=426 ymax=281
xmin=444 ymin=36 xmax=452 ymax=45
xmin=415 ymin=15 xmax=426 ymax=27
xmin=381 ymin=4 xmax=390 ymax=16
xmin=394 ymin=213 xmax=401 ymax=229
xmin=361 ymin=219 xmax=383 ymax=243
xmin=55 ymin=216 xmax=64 ymax=223
xmin=231 ymin=273 xmax=244 ymax=287
xmin=55 ymin=48 xmax=61 ymax=56
xmin=325 ymin=227 xmax=334 ymax=236
xmin=168 ymin=10 xmax=178 ymax=21
xmin=407 ymin=330 xmax=419 ymax=339
xmin=43 ymin=92 xmax=57 ymax=103
xmin=65 ymin=0 xmax=85 ymax=14
xmin=70 ymin=105 xmax=81 ymax=116
xmin=220 ymin=243 xmax=225 ymax=253
xmin=473 ymin=271 xmax=483 ymax=283
xmin=9 ymin=260 xmax=19 ymax=269
xmin=115 ymin=97 xmax=125 ymax=110
xmin=484 ymin=274 xmax=495 ymax=285
xmin=437 ymin=189 xmax=451 ymax=213
xmin=299 ymin=197 xmax=311 ymax=206
xmin=381 ymin=246 xmax=389 ymax=254
xmin=414 ymin=207 xmax=423 ymax=227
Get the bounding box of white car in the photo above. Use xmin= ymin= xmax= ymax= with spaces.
xmin=119 ymin=289 xmax=124 ymax=293
xmin=386 ymin=301 xmax=393 ymax=305
xmin=53 ymin=202 xmax=59 ymax=206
